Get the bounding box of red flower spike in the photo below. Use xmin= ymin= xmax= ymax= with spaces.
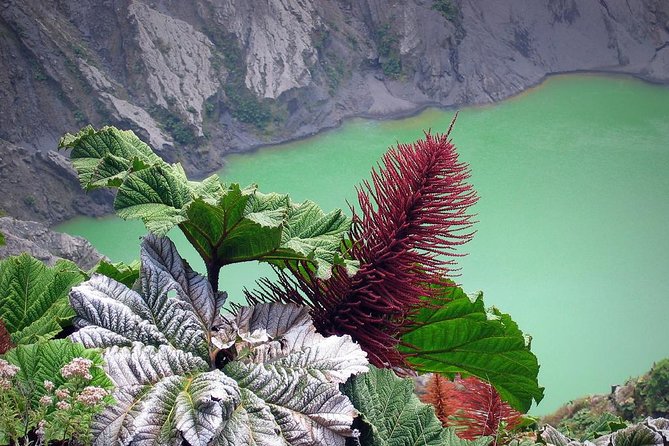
xmin=0 ymin=319 xmax=13 ymax=354
xmin=422 ymin=374 xmax=460 ymax=425
xmin=247 ymin=120 xmax=478 ymax=367
xmin=423 ymin=375 xmax=523 ymax=445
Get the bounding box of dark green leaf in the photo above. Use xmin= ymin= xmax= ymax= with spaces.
xmin=400 ymin=284 xmax=543 ymax=413
xmin=61 ymin=126 xmax=353 ymax=277
xmin=342 ymin=365 xmax=449 ymax=446
xmin=0 ymin=255 xmax=85 ymax=344
xmin=92 ymin=260 xmax=141 ymax=288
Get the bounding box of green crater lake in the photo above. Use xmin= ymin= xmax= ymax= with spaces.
xmin=57 ymin=75 xmax=669 ymax=414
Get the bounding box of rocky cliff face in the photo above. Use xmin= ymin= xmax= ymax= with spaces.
xmin=1 ymin=0 xmax=668 ymax=224
xmin=0 ymin=217 xmax=103 ymax=269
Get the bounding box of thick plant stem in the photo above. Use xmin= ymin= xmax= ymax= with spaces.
xmin=206 ymin=261 xmax=220 ymax=293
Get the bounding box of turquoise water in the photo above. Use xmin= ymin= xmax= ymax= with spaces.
xmin=57 ymin=74 xmax=669 ymax=414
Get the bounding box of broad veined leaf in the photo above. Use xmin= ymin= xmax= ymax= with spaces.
xmin=60 ymin=126 xmax=354 ymax=279
xmin=70 ymin=236 xmax=211 ymax=361
xmin=217 ymin=303 xmax=368 ymax=444
xmin=441 ymin=429 xmax=495 ymax=446
xmin=91 ymin=344 xmax=236 ymax=446
xmin=0 ymin=254 xmax=85 ymax=344
xmin=400 ymin=284 xmax=543 ymax=413
xmin=59 ymin=125 xmax=163 ymax=189
xmin=69 ymin=234 xmax=368 ymax=446
xmin=224 ymin=361 xmax=359 ymax=445
xmin=182 ymin=188 xmax=353 ymax=278
xmin=341 ymin=365 xmax=450 ymax=446
xmin=181 ymin=186 xmax=286 ymax=266
xmin=92 ymin=259 xmax=141 ymax=288
xmin=271 ymin=200 xmax=354 ymax=279
xmin=2 ymin=339 xmax=113 ymax=406
xmin=216 ymin=303 xmax=369 ymax=382
xmin=214 ymin=389 xmax=283 ymax=446
xmin=114 ymin=164 xmax=192 ymax=235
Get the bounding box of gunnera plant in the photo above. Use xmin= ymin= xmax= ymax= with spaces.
xmin=58 ymin=121 xmax=544 ymax=445
xmin=67 ymin=234 xmax=368 ymax=445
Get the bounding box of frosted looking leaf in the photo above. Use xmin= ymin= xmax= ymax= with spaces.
xmin=68 ymin=234 xmax=368 ymax=446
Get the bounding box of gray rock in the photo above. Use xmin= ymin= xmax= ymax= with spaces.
xmin=0 ymin=216 xmax=103 ymax=269
xmin=0 ymin=0 xmax=667 ymax=224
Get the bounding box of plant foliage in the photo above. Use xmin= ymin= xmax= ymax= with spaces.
xmin=59 ymin=125 xmax=354 ymax=291
xmin=400 ymin=283 xmax=543 ymax=413
xmin=91 ymin=259 xmax=141 ymax=288
xmin=69 ymin=234 xmax=368 ymax=445
xmin=422 ymin=374 xmax=523 ymax=443
xmin=638 ymin=359 xmax=669 ymax=417
xmin=342 ymin=365 xmax=492 ymax=446
xmin=0 ymin=254 xmax=85 ymax=345
xmin=541 ymin=417 xmax=669 ymax=446
xmin=2 ymin=339 xmax=112 ymax=406
xmin=343 ymin=365 xmax=450 ymax=446
xmin=59 ymin=120 xmax=543 ymax=442
xmin=0 ymin=339 xmax=114 ymax=445
xmin=557 ymin=410 xmax=627 ymax=441
xmin=249 ymin=129 xmax=478 ymax=368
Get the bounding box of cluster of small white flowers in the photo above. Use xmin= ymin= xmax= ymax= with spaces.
xmin=56 ymin=401 xmax=71 ymax=411
xmin=0 ymin=359 xmax=19 ymax=390
xmin=35 ymin=420 xmax=47 ymax=438
xmin=60 ymin=357 xmax=93 ymax=380
xmin=39 ymin=395 xmax=53 ymax=406
xmin=0 ymin=358 xmax=19 ymax=378
xmin=43 ymin=380 xmax=55 ymax=391
xmin=55 ymin=388 xmax=70 ymax=400
xmin=76 ymin=386 xmax=108 ymax=406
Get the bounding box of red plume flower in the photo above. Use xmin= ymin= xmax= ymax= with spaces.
xmin=423 ymin=374 xmax=461 ymax=425
xmin=422 ymin=375 xmax=523 ymax=444
xmin=0 ymin=319 xmax=13 ymax=355
xmin=248 ymin=118 xmax=478 ymax=367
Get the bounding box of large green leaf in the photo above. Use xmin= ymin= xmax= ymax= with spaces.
xmin=342 ymin=365 xmax=461 ymax=446
xmin=182 ymin=188 xmax=353 ymax=278
xmin=181 ymin=186 xmax=287 ymax=266
xmin=2 ymin=339 xmax=113 ymax=406
xmin=70 ymin=234 xmax=368 ymax=446
xmin=114 ymin=165 xmax=192 ymax=235
xmin=271 ymin=200 xmax=355 ymax=279
xmin=92 ymin=259 xmax=141 ymax=288
xmin=399 ymin=284 xmax=543 ymax=413
xmin=60 ymin=126 xmax=354 ymax=278
xmin=58 ymin=125 xmax=163 ymax=189
xmin=0 ymin=254 xmax=85 ymax=344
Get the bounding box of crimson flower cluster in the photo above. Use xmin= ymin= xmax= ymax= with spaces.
xmin=250 ymin=121 xmax=478 ymax=367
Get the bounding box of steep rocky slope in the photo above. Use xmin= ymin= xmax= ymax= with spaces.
xmin=0 ymin=217 xmax=103 ymax=268
xmin=1 ymin=0 xmax=668 ymax=224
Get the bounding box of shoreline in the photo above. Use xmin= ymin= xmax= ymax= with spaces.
xmin=208 ymin=69 xmax=669 ymax=175
xmin=53 ymin=69 xmax=669 ymax=227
